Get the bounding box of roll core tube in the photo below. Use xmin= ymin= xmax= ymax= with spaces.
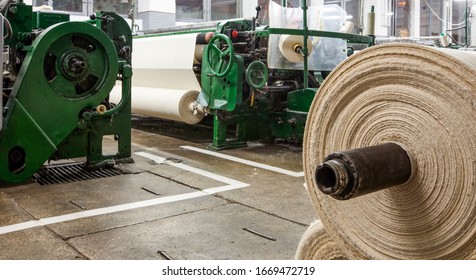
xmin=314 ymin=143 xmax=413 ymax=200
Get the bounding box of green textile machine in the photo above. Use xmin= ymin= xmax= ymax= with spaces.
xmin=138 ymin=1 xmax=374 ymax=150
xmin=0 ymin=0 xmax=133 ymax=184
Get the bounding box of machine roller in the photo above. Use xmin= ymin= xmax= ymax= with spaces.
xmin=0 ymin=1 xmax=133 ymax=184
xmin=298 ymin=43 xmax=476 ymax=259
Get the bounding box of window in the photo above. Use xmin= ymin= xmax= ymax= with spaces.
xmin=211 ymin=0 xmax=239 ymax=21
xmin=34 ymin=0 xmax=132 ymax=16
xmin=34 ymin=0 xmax=86 ymax=14
xmin=451 ymin=0 xmax=468 ymax=45
xmin=395 ymin=1 xmax=411 ymax=37
xmin=418 ymin=0 xmax=468 ymax=44
xmin=324 ymin=0 xmax=340 ymax=5
xmin=94 ymin=0 xmax=133 ymax=15
xmin=324 ymin=0 xmax=361 ymax=33
xmin=420 ymin=0 xmax=444 ymax=36
xmin=281 ymin=0 xmax=301 ymax=8
xmin=176 ymin=0 xmax=204 ymax=21
xmin=343 ymin=0 xmax=360 ymax=33
xmin=176 ymin=0 xmax=242 ymax=22
xmin=51 ymin=0 xmax=83 ymax=13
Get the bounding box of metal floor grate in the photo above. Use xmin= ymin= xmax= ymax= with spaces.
xmin=33 ymin=162 xmax=125 ymax=185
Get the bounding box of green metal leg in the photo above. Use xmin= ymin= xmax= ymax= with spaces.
xmin=209 ymin=114 xmax=247 ymax=150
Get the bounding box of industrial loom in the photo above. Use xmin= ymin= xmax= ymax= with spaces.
xmin=0 ymin=0 xmax=133 ymax=184
xmin=112 ymin=1 xmax=373 ymax=150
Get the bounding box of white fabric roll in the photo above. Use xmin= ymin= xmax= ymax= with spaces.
xmin=112 ymin=33 xmax=204 ymax=124
xmin=278 ymin=35 xmax=313 ymax=63
xmin=111 ymin=85 xmax=203 ymax=124
xmin=340 ymin=21 xmax=354 ymax=34
xmin=132 ymin=34 xmax=200 ymax=90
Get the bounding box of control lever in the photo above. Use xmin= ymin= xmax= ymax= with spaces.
xmin=252 ymin=5 xmax=262 ymax=31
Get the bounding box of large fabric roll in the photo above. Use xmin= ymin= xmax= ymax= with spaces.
xmin=295 ymin=220 xmax=348 ymax=260
xmin=303 ymin=43 xmax=476 ymax=259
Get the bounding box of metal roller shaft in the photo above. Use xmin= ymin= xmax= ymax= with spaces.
xmin=314 ymin=143 xmax=412 ymax=200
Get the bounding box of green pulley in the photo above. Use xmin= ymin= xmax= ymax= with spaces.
xmin=245 ymin=60 xmax=268 ymax=89
xmin=43 ymin=28 xmax=116 ymax=99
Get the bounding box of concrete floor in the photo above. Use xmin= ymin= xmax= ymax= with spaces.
xmin=0 ymin=117 xmax=317 ymax=260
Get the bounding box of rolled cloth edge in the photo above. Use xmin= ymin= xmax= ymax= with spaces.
xmin=303 ymin=43 xmax=476 ymax=259
xmin=295 ymin=220 xmax=348 ymax=260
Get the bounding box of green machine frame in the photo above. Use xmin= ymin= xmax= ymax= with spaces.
xmin=0 ymin=1 xmax=133 ymax=184
xmin=199 ymin=1 xmax=374 ymax=150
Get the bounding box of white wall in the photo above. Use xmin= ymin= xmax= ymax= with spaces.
xmin=138 ymin=0 xmax=175 ymax=14
xmin=136 ymin=0 xmax=175 ymax=30
xmin=242 ymin=0 xmax=258 ymax=20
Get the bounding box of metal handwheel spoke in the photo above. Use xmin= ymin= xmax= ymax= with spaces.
xmin=216 ymin=60 xmax=225 ymax=73
xmin=220 ymin=47 xmax=231 ymax=59
xmin=206 ymin=34 xmax=235 ymax=78
xmin=209 ymin=43 xmax=222 ymax=56
xmin=87 ymin=49 xmax=107 ymax=77
xmin=47 ymin=74 xmax=76 ymax=93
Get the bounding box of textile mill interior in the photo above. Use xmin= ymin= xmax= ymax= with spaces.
xmin=1 ymin=0 xmax=476 ymax=260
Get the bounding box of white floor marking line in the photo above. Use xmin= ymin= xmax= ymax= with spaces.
xmin=180 ymin=145 xmax=305 ymax=177
xmin=0 ymin=153 xmax=249 ymax=235
xmin=135 ymin=151 xmax=247 ymax=186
